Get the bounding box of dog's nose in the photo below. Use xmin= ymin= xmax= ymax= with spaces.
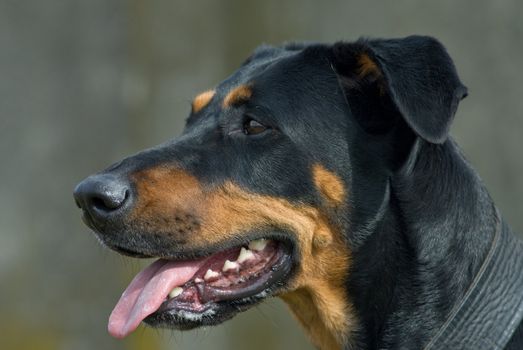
xmin=73 ymin=174 xmax=132 ymax=221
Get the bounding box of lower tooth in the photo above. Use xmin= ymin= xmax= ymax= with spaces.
xmin=169 ymin=287 xmax=183 ymax=299
xmin=222 ymin=259 xmax=240 ymax=272
xmin=194 ymin=278 xmax=203 ymax=283
xmin=204 ymin=269 xmax=220 ymax=281
xmin=237 ymin=247 xmax=255 ymax=263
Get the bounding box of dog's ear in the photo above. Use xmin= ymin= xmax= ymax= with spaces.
xmin=331 ymin=35 xmax=468 ymax=144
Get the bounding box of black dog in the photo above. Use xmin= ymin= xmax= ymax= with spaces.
xmin=74 ymin=36 xmax=523 ymax=349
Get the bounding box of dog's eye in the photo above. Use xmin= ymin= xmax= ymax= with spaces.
xmin=243 ymin=119 xmax=267 ymax=135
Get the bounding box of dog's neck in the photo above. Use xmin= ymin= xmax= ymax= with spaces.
xmin=347 ymin=138 xmax=498 ymax=349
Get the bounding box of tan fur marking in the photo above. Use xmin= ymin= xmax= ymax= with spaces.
xmin=222 ymin=85 xmax=252 ymax=108
xmin=357 ymin=53 xmax=382 ymax=78
xmin=280 ymin=219 xmax=354 ymax=350
xmin=192 ymin=90 xmax=215 ymax=113
xmin=130 ymin=167 xmax=355 ymax=349
xmin=312 ymin=164 xmax=346 ymax=206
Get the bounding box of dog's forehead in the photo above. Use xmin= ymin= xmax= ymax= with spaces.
xmin=224 ymin=45 xmax=301 ymax=86
xmin=190 ymin=44 xmax=336 ymax=118
xmin=218 ymin=47 xmax=300 ymax=96
xmin=189 ymin=46 xmax=302 ymax=116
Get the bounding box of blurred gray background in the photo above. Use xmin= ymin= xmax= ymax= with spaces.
xmin=1 ymin=1 xmax=522 ymax=349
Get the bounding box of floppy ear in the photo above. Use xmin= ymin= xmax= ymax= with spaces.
xmin=332 ymin=35 xmax=468 ymax=144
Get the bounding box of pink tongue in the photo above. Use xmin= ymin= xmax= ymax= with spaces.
xmin=108 ymin=258 xmax=203 ymax=339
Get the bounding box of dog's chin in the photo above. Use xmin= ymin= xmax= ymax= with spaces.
xmin=142 ymin=295 xmax=273 ymax=330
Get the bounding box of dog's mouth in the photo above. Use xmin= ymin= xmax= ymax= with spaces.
xmin=108 ymin=238 xmax=293 ymax=338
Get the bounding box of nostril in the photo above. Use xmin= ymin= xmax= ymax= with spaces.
xmin=91 ymin=196 xmax=113 ymax=212
xmin=91 ymin=189 xmax=129 ymax=212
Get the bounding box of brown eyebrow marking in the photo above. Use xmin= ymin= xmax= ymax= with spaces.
xmin=192 ymin=90 xmax=215 ymax=113
xmin=222 ymin=85 xmax=252 ymax=108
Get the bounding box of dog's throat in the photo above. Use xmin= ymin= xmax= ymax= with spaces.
xmin=279 ymin=232 xmax=356 ymax=350
xmin=281 ymin=286 xmax=354 ymax=350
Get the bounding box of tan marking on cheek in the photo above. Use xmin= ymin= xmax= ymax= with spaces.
xmin=222 ymin=85 xmax=252 ymax=108
xmin=192 ymin=90 xmax=215 ymax=113
xmin=130 ymin=168 xmax=354 ymax=348
xmin=312 ymin=164 xmax=346 ymax=206
xmin=313 ymin=225 xmax=333 ymax=249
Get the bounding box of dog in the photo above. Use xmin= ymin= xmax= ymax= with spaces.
xmin=74 ymin=35 xmax=523 ymax=349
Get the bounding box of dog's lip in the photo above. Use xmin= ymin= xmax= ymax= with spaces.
xmin=100 ymin=230 xmax=297 ymax=262
xmin=112 ymin=245 xmax=154 ymax=258
xmin=80 ymin=210 xmax=96 ymax=230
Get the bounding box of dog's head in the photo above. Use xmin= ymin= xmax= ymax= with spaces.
xmin=74 ymin=36 xmax=466 ymax=348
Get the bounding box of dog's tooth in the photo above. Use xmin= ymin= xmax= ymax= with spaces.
xmin=222 ymin=259 xmax=240 ymax=272
xmin=248 ymin=239 xmax=267 ymax=251
xmin=194 ymin=277 xmax=203 ymax=283
xmin=204 ymin=269 xmax=220 ymax=281
xmin=168 ymin=287 xmax=183 ymax=299
xmin=237 ymin=247 xmax=255 ymax=264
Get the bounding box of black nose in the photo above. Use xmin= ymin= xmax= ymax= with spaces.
xmin=73 ymin=174 xmax=132 ymax=222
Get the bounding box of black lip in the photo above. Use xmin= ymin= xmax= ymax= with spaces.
xmin=89 ymin=221 xmax=298 ymax=263
xmin=81 ymin=210 xmax=96 ymax=230
xmin=111 ymin=245 xmax=154 ymax=258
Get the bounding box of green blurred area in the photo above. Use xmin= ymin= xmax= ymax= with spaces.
xmin=1 ymin=1 xmax=522 ymax=349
